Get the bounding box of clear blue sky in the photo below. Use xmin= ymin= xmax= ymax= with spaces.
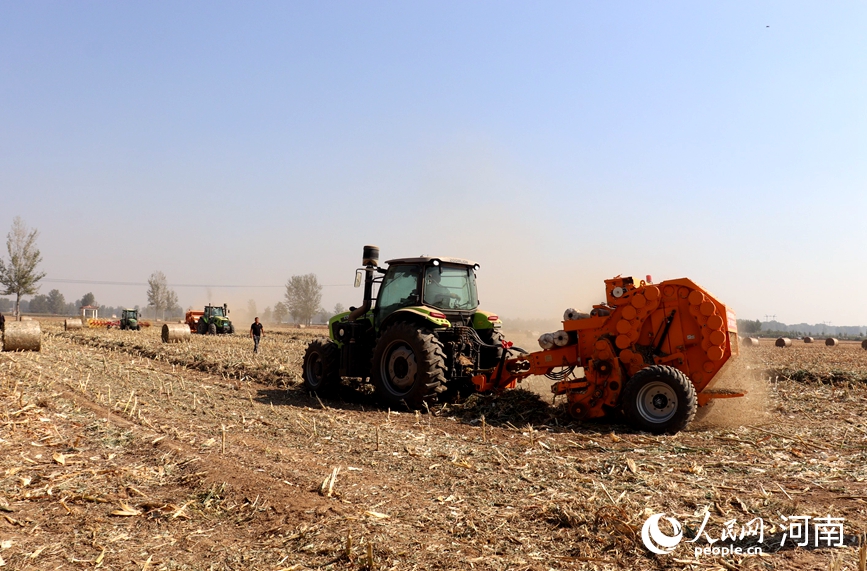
xmin=1 ymin=2 xmax=864 ymax=325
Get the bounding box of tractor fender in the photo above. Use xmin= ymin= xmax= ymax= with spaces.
xmin=380 ymin=307 xmax=451 ymax=331
xmin=472 ymin=311 xmax=502 ymax=331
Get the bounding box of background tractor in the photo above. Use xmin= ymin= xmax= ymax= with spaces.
xmin=119 ymin=308 xmax=141 ymax=331
xmin=303 ymin=246 xmax=512 ymax=408
xmin=186 ymin=304 xmax=235 ymax=335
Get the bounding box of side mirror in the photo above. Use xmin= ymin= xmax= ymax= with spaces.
xmin=354 ymin=270 xmax=363 ymax=288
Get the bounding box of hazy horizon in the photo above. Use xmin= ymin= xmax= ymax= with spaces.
xmin=2 ymin=2 xmax=864 ymax=325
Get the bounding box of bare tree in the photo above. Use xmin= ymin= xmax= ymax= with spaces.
xmin=0 ymin=217 xmax=46 ymax=320
xmin=284 ymin=274 xmax=322 ymax=325
xmin=146 ymin=271 xmax=179 ymax=320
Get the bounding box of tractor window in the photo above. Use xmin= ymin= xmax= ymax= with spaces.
xmin=423 ymin=266 xmax=478 ymax=311
xmin=209 ymin=307 xmax=225 ymax=318
xmin=376 ymin=265 xmax=421 ymax=318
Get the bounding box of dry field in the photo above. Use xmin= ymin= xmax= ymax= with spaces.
xmin=1 ymin=326 xmax=867 ymax=570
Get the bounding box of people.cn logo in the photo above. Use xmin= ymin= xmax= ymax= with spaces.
xmin=642 ymin=513 xmax=684 ymax=554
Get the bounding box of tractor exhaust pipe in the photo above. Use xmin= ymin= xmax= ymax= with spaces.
xmin=348 ymin=245 xmax=379 ymax=321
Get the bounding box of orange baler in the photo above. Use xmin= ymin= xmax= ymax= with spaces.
xmin=477 ymin=276 xmax=743 ymax=433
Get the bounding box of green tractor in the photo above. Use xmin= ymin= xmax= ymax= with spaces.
xmin=119 ymin=308 xmax=141 ymax=331
xmin=303 ymin=246 xmax=514 ymax=408
xmin=196 ymin=304 xmax=235 ymax=335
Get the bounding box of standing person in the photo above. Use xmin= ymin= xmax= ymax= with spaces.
xmin=250 ymin=317 xmax=264 ymax=354
xmin=0 ymin=311 xmax=4 ymax=332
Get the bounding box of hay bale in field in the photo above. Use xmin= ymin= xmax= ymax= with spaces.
xmin=825 ymin=338 xmax=839 ymax=347
xmin=741 ymin=337 xmax=759 ymax=347
xmin=64 ymin=318 xmax=83 ymax=331
xmin=162 ymin=323 xmax=190 ymax=343
xmin=775 ymin=337 xmax=792 ymax=348
xmin=803 ymin=336 xmax=813 ymax=343
xmin=3 ymin=321 xmax=41 ymax=352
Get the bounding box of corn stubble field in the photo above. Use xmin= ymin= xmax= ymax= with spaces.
xmin=2 ymin=324 xmax=867 ymax=570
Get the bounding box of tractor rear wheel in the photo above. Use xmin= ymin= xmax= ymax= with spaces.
xmin=621 ymin=365 xmax=696 ymax=434
xmin=479 ymin=329 xmax=505 ymax=368
xmin=208 ymin=323 xmax=217 ymax=335
xmin=197 ymin=319 xmax=207 ymax=334
xmin=302 ymin=339 xmax=340 ymax=393
xmin=371 ymin=321 xmax=447 ymax=409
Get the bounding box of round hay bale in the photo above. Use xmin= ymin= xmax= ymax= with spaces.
xmin=162 ymin=323 xmax=190 ymax=343
xmin=64 ymin=318 xmax=83 ymax=331
xmin=741 ymin=337 xmax=759 ymax=347
xmin=3 ymin=321 xmax=41 ymax=352
xmin=775 ymin=337 xmax=792 ymax=348
xmin=803 ymin=336 xmax=813 ymax=343
xmin=825 ymin=338 xmax=839 ymax=347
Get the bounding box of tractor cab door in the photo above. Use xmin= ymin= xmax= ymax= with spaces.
xmin=374 ymin=264 xmax=422 ymax=329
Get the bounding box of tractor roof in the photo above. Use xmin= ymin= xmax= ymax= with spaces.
xmin=124 ymin=308 xmax=136 ymax=311
xmin=385 ymin=256 xmax=477 ymax=267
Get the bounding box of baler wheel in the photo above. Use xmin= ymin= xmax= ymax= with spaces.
xmin=622 ymin=365 xmax=697 ymax=434
xmin=371 ymin=322 xmax=447 ymax=409
xmin=302 ymin=339 xmax=341 ymax=394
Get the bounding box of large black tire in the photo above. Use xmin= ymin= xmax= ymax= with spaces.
xmin=302 ymin=339 xmax=340 ymax=393
xmin=371 ymin=321 xmax=447 ymax=409
xmin=478 ymin=328 xmax=505 ymax=369
xmin=621 ymin=365 xmax=697 ymax=434
xmin=227 ymin=323 xmax=235 ymax=335
xmin=197 ymin=319 xmax=207 ymax=335
xmin=208 ymin=322 xmax=217 ymax=335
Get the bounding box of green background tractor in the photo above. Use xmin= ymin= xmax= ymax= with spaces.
xmin=196 ymin=304 xmax=235 ymax=335
xmin=119 ymin=308 xmax=141 ymax=331
xmin=303 ymin=245 xmax=514 ymax=408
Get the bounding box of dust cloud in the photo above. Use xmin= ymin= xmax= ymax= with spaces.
xmin=689 ymin=352 xmax=771 ymax=430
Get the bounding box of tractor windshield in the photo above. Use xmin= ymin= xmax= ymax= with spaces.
xmin=423 ymin=266 xmax=478 ymax=311
xmin=209 ymin=307 xmax=226 ymax=318
xmin=123 ymin=310 xmax=136 ymax=319
xmin=376 ymin=265 xmax=421 ymax=319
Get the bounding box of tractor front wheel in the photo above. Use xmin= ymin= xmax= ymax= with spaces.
xmin=302 ymin=339 xmax=340 ymax=393
xmin=208 ymin=323 xmax=217 ymax=335
xmin=228 ymin=324 xmax=235 ymax=335
xmin=372 ymin=322 xmax=447 ymax=409
xmin=621 ymin=365 xmax=697 ymax=434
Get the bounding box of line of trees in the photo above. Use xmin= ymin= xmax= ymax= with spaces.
xmin=0 ymin=217 xmax=342 ymax=324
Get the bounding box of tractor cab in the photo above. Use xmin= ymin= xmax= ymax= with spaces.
xmin=205 ymin=305 xmax=226 ymax=319
xmin=120 ymin=308 xmax=140 ymax=331
xmin=374 ymin=257 xmax=479 ymax=328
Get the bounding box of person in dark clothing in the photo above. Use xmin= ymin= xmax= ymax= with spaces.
xmin=250 ymin=317 xmax=264 ymax=353
xmin=0 ymin=312 xmax=5 ymax=332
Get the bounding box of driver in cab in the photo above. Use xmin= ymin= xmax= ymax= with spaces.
xmin=424 ymin=269 xmax=458 ymax=308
